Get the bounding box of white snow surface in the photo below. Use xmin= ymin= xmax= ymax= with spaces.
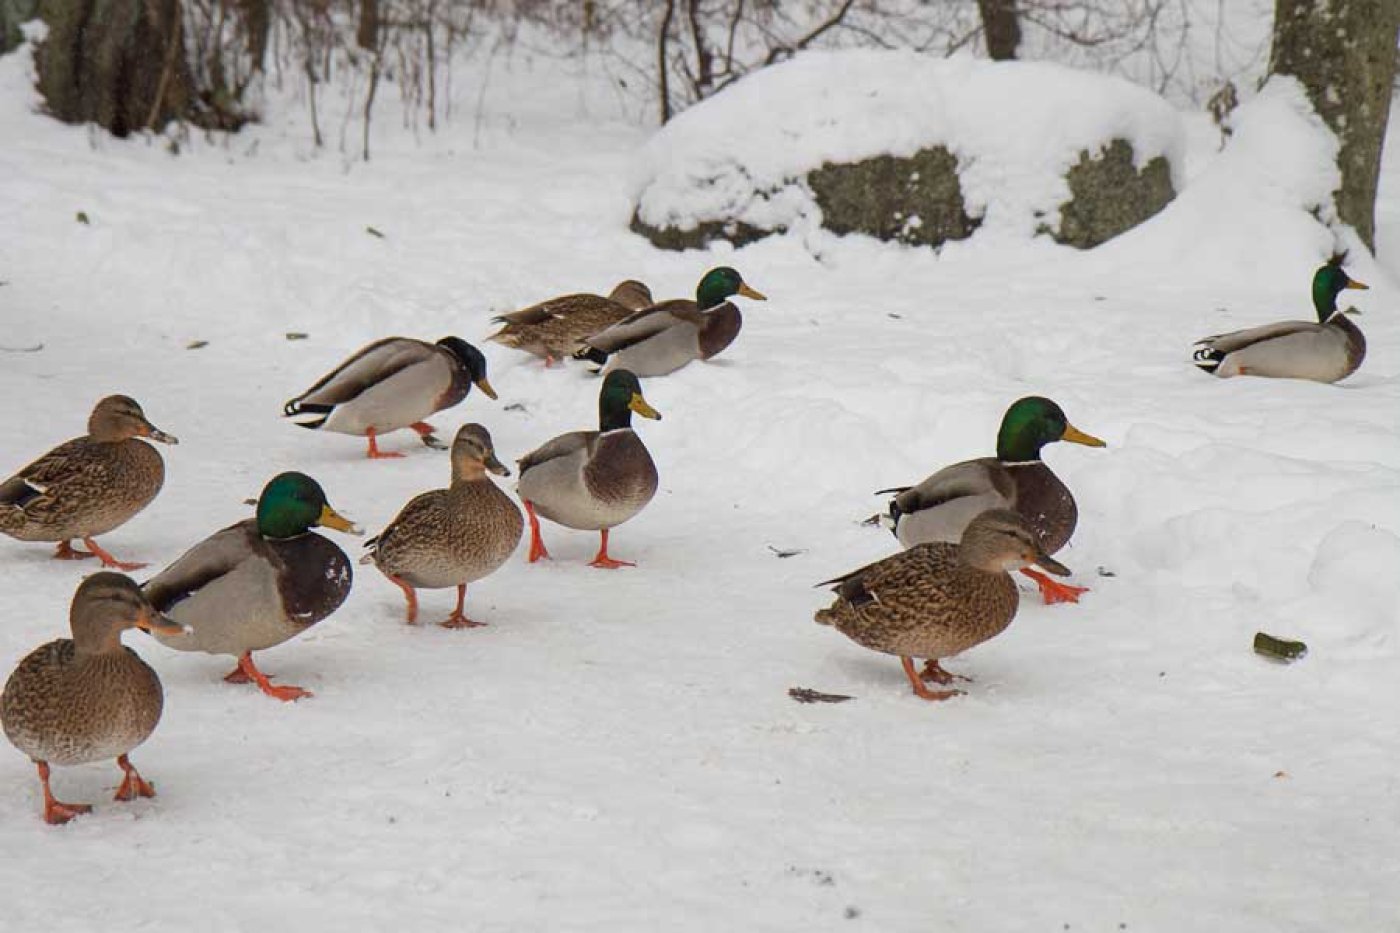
xmin=634 ymin=50 xmax=1185 ymax=240
xmin=1 ymin=35 xmax=1399 ymax=932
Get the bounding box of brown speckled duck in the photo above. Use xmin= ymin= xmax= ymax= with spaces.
xmin=362 ymin=424 xmax=523 ymax=628
xmin=573 ymin=267 xmax=766 ymax=377
xmin=816 ymin=509 xmax=1070 ymax=701
xmin=879 ymin=397 xmax=1104 ymax=604
xmin=142 ymin=472 xmax=360 ymax=702
xmin=1193 ymin=257 xmax=1369 ymax=382
xmin=2 ymin=572 xmax=186 ymax=824
xmin=517 ymin=370 xmax=661 ymax=568
xmin=487 ymin=280 xmax=654 ymax=366
xmin=284 ymin=337 xmax=497 ymax=458
xmin=0 ymin=395 xmax=178 ymax=570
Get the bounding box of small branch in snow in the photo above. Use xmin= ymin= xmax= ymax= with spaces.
xmin=0 ymin=343 xmax=43 ymax=353
xmin=768 ymin=545 xmax=805 ymax=558
xmin=789 ymin=687 xmax=854 ymax=704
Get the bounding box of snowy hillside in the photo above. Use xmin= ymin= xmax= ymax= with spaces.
xmin=1 ymin=37 xmax=1398 ymax=932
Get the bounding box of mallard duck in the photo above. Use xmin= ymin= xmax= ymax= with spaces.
xmin=142 ymin=472 xmax=360 ymax=702
xmin=487 ymin=280 xmax=655 ymax=366
xmin=2 ymin=572 xmax=186 ymax=824
xmin=816 ymin=509 xmax=1069 ymax=701
xmin=0 ymin=395 xmax=178 ymax=570
xmin=517 ymin=369 xmax=661 ymax=568
xmin=362 ymin=423 xmax=523 ymax=628
xmin=284 ymin=337 xmax=498 ymax=458
xmin=573 ymin=267 xmax=767 ymax=377
xmin=878 ymin=396 xmax=1104 ymax=605
xmin=1193 ymin=257 xmax=1369 ymax=382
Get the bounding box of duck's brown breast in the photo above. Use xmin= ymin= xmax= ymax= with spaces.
xmin=1009 ymin=462 xmax=1076 ymax=555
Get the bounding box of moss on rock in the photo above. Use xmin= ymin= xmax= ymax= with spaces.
xmin=1052 ymin=139 xmax=1174 ymax=249
xmin=808 ymin=147 xmax=979 ymax=247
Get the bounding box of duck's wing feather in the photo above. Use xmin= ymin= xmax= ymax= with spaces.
xmin=0 ymin=437 xmax=92 ymax=508
xmin=518 ymin=430 xmax=598 ymax=475
xmin=1194 ymin=320 xmax=1318 ymax=355
xmin=891 ymin=459 xmax=1013 ymax=516
xmin=286 ymin=338 xmax=438 ymax=411
xmin=607 ymin=280 xmax=654 ymax=312
xmin=579 ymin=300 xmax=702 ymax=353
xmin=142 ymin=520 xmax=263 ymax=613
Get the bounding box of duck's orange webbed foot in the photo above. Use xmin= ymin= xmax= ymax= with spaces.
xmin=365 ymin=429 xmax=405 ymax=460
xmin=920 ymin=660 xmax=973 ymax=686
xmin=524 ymin=501 xmax=550 ymax=563
xmin=80 ymin=537 xmax=147 ymax=571
xmin=113 ymin=754 xmax=156 ymax=801
xmin=588 ymin=529 xmax=634 ymax=569
xmin=439 ymin=585 xmax=487 ymax=629
xmin=901 ymin=658 xmax=964 ymax=702
xmin=1020 ymin=568 xmax=1089 ymax=605
xmin=52 ymin=541 xmax=95 ymax=561
xmin=36 ymin=762 xmax=92 ymax=825
xmin=233 ymin=651 xmax=312 ymax=702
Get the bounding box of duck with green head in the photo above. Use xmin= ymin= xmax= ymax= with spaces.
xmin=573 ymin=267 xmax=767 ymax=377
xmin=878 ymin=396 xmax=1105 ymax=605
xmin=517 ymin=370 xmax=661 ymax=568
xmin=1193 ymin=256 xmax=1369 ymax=382
xmin=3 ymin=572 xmax=186 ymax=824
xmin=142 ymin=472 xmax=361 ymax=702
xmin=284 ymin=336 xmax=498 ymax=458
xmin=487 ymin=280 xmax=655 ymax=366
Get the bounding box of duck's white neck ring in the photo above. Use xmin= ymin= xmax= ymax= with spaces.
xmin=1001 ymin=459 xmax=1041 ymax=467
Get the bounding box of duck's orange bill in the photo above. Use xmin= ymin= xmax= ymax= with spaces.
xmin=1063 ymin=425 xmax=1106 ymax=448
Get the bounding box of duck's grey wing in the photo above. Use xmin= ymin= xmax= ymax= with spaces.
xmin=579 ymin=300 xmax=701 ymax=353
xmin=1194 ymin=320 xmax=1317 ymax=355
xmin=286 ymin=338 xmax=437 ymax=411
xmin=517 ymin=430 xmax=597 ymax=474
xmin=142 ymin=521 xmax=263 ymax=612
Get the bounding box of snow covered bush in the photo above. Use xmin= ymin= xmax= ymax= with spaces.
xmin=631 ymin=50 xmax=1184 ymax=251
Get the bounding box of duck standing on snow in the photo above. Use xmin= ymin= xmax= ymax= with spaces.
xmin=2 ymin=572 xmax=187 ymax=824
xmin=487 ymin=280 xmax=654 ymax=366
xmin=1192 ymin=257 xmax=1369 ymax=382
xmin=878 ymin=397 xmax=1104 ymax=605
xmin=573 ymin=267 xmax=767 ymax=377
xmin=517 ymin=370 xmax=661 ymax=568
xmin=362 ymin=424 xmax=523 ymax=628
xmin=142 ymin=472 xmax=360 ymax=702
xmin=284 ymin=336 xmax=498 ymax=458
xmin=0 ymin=395 xmax=178 ymax=570
xmin=816 ymin=509 xmax=1070 ymax=702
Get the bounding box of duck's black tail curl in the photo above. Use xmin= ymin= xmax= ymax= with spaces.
xmin=283 ymin=399 xmax=333 ymax=428
xmin=571 ymin=346 xmax=609 ymax=366
xmin=1192 ymin=346 xmax=1224 ymax=374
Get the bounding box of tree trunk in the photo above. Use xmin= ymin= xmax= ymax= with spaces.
xmin=1270 ymin=0 xmax=1400 ymax=250
xmin=36 ymin=0 xmax=192 ymax=136
xmin=977 ymin=0 xmax=1020 ymax=61
xmin=357 ymin=0 xmax=378 ymax=52
xmin=240 ymin=0 xmax=270 ymax=72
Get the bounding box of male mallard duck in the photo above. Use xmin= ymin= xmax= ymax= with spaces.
xmin=573 ymin=267 xmax=766 ymax=377
xmin=284 ymin=336 xmax=498 ymax=458
xmin=0 ymin=395 xmax=178 ymax=570
xmin=142 ymin=472 xmax=360 ymax=702
xmin=517 ymin=369 xmax=661 ymax=568
xmin=1193 ymin=257 xmax=1369 ymax=382
xmin=487 ymin=280 xmax=655 ymax=366
xmin=2 ymin=572 xmax=186 ymax=824
xmin=816 ymin=509 xmax=1069 ymax=701
xmin=878 ymin=397 xmax=1104 ymax=605
xmin=362 ymin=424 xmax=523 ymax=628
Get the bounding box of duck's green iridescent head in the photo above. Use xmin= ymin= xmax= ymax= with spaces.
xmin=598 ymin=369 xmax=662 ymax=431
xmin=256 ymin=472 xmax=363 ymax=540
xmin=1311 ymin=258 xmax=1368 ymax=320
xmin=996 ymin=397 xmax=1106 ymax=463
xmin=695 ymin=267 xmax=767 ymax=311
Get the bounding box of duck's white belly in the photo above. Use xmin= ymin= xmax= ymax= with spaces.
xmin=323 ymin=363 xmax=449 ymax=435
xmin=1217 ymin=328 xmax=1351 ymax=382
xmin=895 ymin=492 xmax=1005 ymax=549
xmin=155 ymin=562 xmax=294 ymax=656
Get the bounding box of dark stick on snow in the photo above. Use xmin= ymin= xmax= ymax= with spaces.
xmin=0 ymin=343 xmax=43 ymax=352
xmin=789 ymin=687 xmax=854 ymax=704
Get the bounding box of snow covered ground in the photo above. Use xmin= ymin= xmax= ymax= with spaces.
xmin=1 ymin=37 xmax=1398 ymax=931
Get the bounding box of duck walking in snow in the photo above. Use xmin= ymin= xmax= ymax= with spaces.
xmin=362 ymin=424 xmax=523 ymax=628
xmin=816 ymin=509 xmax=1070 ymax=702
xmin=2 ymin=572 xmax=186 ymax=824
xmin=573 ymin=267 xmax=766 ymax=377
xmin=878 ymin=397 xmax=1104 ymax=605
xmin=517 ymin=369 xmax=661 ymax=568
xmin=487 ymin=280 xmax=654 ymax=366
xmin=284 ymin=336 xmax=498 ymax=458
xmin=142 ymin=472 xmax=360 ymax=702
xmin=0 ymin=395 xmax=178 ymax=570
xmin=1192 ymin=257 xmax=1369 ymax=382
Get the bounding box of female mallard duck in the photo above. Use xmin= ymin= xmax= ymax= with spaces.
xmin=517 ymin=369 xmax=661 ymax=568
xmin=487 ymin=280 xmax=654 ymax=366
xmin=573 ymin=267 xmax=767 ymax=377
xmin=284 ymin=336 xmax=498 ymax=458
xmin=1193 ymin=257 xmax=1369 ymax=382
xmin=816 ymin=509 xmax=1069 ymax=702
xmin=0 ymin=395 xmax=178 ymax=570
xmin=142 ymin=472 xmax=360 ymax=702
xmin=878 ymin=397 xmax=1104 ymax=605
xmin=2 ymin=572 xmax=186 ymax=824
xmin=362 ymin=424 xmax=523 ymax=628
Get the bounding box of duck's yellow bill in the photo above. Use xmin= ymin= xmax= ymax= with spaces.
xmin=1063 ymin=424 xmax=1106 ymax=448
xmin=137 ymin=610 xmax=188 ymax=637
xmin=475 ymin=377 xmax=499 ymax=400
xmin=319 ymin=504 xmax=365 ymax=535
xmin=629 ymin=393 xmax=662 ymax=420
xmin=738 ymin=283 xmax=767 ymax=301
xmin=1346 ymin=279 xmax=1369 ymax=290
